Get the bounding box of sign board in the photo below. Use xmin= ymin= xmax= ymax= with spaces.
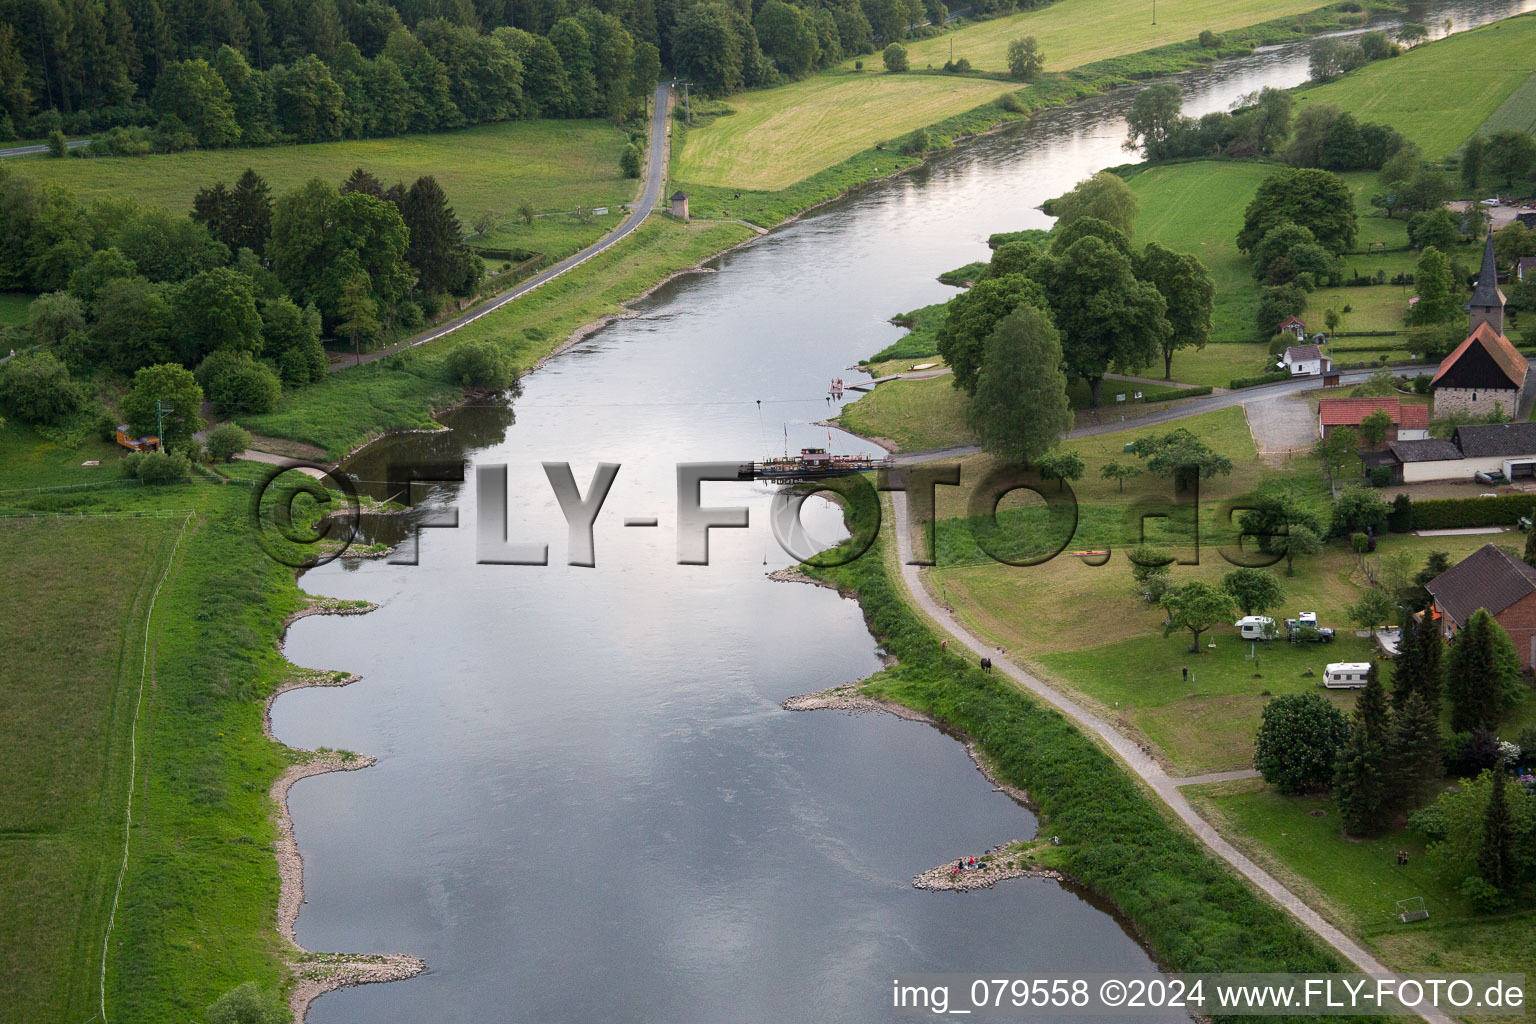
xmin=1115 ymin=393 xmax=1126 ymax=403
xmin=592 ymin=207 xmax=609 ymax=215
xmin=1134 ymin=391 xmax=1143 ymax=400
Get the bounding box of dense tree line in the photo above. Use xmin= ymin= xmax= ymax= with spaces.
xmin=933 ymin=172 xmax=1214 ymax=472
xmin=0 ymin=160 xmax=484 ymax=431
xmin=0 ymin=1 xmax=663 ymax=145
xmin=0 ymin=0 xmax=1025 ymax=137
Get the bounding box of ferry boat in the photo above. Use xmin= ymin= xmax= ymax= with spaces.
xmin=738 ymin=448 xmax=892 ymax=480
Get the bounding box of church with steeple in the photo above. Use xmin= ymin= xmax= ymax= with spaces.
xmin=1429 ymin=233 xmax=1529 ymax=419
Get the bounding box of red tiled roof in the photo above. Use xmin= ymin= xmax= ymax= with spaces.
xmin=1430 ymin=322 xmax=1528 ymax=390
xmin=1318 ymin=396 xmax=1430 ymax=429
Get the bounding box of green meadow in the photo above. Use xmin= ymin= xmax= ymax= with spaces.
xmin=1293 ymin=13 xmax=1536 ymax=157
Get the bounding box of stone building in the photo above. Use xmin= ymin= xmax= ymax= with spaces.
xmin=1430 ymin=235 xmax=1527 ymax=419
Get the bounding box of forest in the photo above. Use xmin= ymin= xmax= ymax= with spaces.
xmin=0 ymin=0 xmax=1035 ymax=145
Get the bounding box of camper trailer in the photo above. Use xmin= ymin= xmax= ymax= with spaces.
xmin=1322 ymin=662 xmax=1372 ymax=688
xmin=1235 ymin=616 xmax=1277 ymax=640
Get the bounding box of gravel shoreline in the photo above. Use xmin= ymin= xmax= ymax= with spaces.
xmin=270 ymin=597 xmax=426 ymax=1021
xmin=913 ymin=842 xmax=1064 ymax=892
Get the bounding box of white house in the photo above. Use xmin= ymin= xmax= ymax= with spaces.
xmin=1280 ymin=344 xmax=1331 ymax=376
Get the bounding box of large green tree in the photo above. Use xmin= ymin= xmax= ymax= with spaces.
xmin=968 ymin=304 xmax=1073 ymax=463
xmin=1407 ymin=246 xmax=1461 ymax=326
xmin=1127 ymin=426 xmax=1233 ymax=493
xmin=1220 ymin=567 xmax=1283 ymax=617
xmin=1050 ymin=171 xmax=1138 ymax=237
xmin=398 ymin=175 xmax=482 ymax=297
xmin=1384 ymin=690 xmax=1442 ymax=812
xmin=171 ymin=267 xmax=263 ymax=364
xmin=1135 ymin=242 xmax=1213 ymax=379
xmin=1255 ymin=692 xmax=1349 ymax=794
xmin=1238 ymin=167 xmax=1357 ymax=255
xmin=935 ymin=272 xmax=1046 ymax=394
xmin=122 ymin=363 xmax=204 ymax=449
xmin=269 ymin=178 xmax=410 ymax=329
xmin=1160 ymin=580 xmax=1237 ymax=653
xmin=1037 ymin=235 xmax=1168 ymax=406
xmin=1124 ymin=83 xmax=1183 ymax=161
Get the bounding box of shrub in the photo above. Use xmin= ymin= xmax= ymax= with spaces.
xmin=883 ymin=43 xmax=909 ymax=72
xmin=854 ymin=59 xmax=864 ymax=70
xmin=0 ymin=351 xmax=86 ymax=426
xmin=997 ymin=92 xmax=1026 ymax=114
xmin=444 ymin=341 xmax=518 ymax=390
xmin=1198 ymin=29 xmax=1222 ymax=47
xmin=206 ymin=422 xmax=252 ymax=462
xmin=132 ymin=450 xmax=191 ymax=484
xmin=1369 ymin=466 xmax=1392 ymax=487
xmin=900 ymin=126 xmax=931 ymax=156
xmin=1229 ymin=371 xmax=1290 ymax=389
xmin=195 ymin=351 xmax=283 ymax=415
xmin=620 ymin=142 xmax=642 ymax=178
xmin=207 ymin=981 xmax=287 ymax=1024
xmin=46 ymin=128 xmax=67 ymax=157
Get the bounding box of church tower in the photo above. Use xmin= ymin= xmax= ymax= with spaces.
xmin=1468 ymin=232 xmax=1505 ymax=335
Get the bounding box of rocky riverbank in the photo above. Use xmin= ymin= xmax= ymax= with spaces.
xmin=271 ymin=597 xmax=425 ymax=1021
xmin=913 ymin=842 xmax=1064 ymax=892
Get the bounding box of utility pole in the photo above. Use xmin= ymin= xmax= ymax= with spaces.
xmin=679 ymin=81 xmax=692 ymax=124
xmin=155 ymin=400 xmax=173 ymax=451
xmin=1152 ymin=0 xmax=1156 ymax=24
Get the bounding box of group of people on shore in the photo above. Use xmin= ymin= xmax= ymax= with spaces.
xmin=829 ymin=378 xmax=844 ymax=398
xmin=950 ymin=856 xmax=988 ymax=876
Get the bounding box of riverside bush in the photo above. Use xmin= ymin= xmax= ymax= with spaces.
xmin=808 ymin=516 xmax=1348 ymax=988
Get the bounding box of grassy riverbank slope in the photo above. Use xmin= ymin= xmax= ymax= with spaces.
xmin=0 ymin=451 xmax=324 ymax=1021
xmin=806 ymin=500 xmax=1352 ymax=989
xmin=1292 ymin=13 xmax=1536 ymax=158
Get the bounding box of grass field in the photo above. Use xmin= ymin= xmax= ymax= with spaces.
xmin=0 ymin=515 xmax=182 ymax=1019
xmin=1129 ymin=162 xmax=1419 ymax=340
xmin=899 ymin=406 xmax=1514 ymax=772
xmin=17 ymin=120 xmax=635 ymax=260
xmin=887 ymin=0 xmax=1333 ymax=74
xmin=837 ymin=374 xmax=976 ymax=451
xmin=1477 ymin=70 xmax=1536 ymax=138
xmin=672 ymin=0 xmax=1351 ymax=191
xmin=1190 ymin=778 xmax=1536 ymax=995
xmin=672 ymin=75 xmax=1007 ymax=189
xmin=241 ymin=217 xmax=754 ymax=456
xmin=1294 ymin=13 xmax=1536 ymax=158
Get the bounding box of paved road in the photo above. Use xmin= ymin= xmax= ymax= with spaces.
xmin=886 ymin=490 xmax=1450 ymax=1024
xmin=890 ymin=369 xmax=1377 ymax=465
xmin=343 ymin=80 xmax=675 ymax=368
xmin=0 ymin=139 xmax=90 ymax=158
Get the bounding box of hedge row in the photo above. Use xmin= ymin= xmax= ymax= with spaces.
xmin=806 ymin=527 xmax=1353 ymax=1016
xmin=1407 ymin=493 xmax=1536 ymax=530
xmin=1230 ymin=370 xmax=1290 ymax=389
xmin=1140 ymin=384 xmax=1214 ymax=402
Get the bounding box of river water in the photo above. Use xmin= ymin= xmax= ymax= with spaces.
xmin=275 ymin=3 xmax=1532 ymax=1018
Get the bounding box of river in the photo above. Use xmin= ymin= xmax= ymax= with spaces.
xmin=274 ymin=2 xmax=1533 ymax=1018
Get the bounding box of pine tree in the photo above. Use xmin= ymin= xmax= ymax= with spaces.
xmin=229 ymin=169 xmax=272 ymax=257
xmin=191 ymin=180 xmax=236 ymax=251
xmin=1391 ymin=614 xmax=1425 ymax=709
xmin=398 ymin=175 xmax=480 ymax=297
xmin=1384 ymin=690 xmax=1442 ymax=813
xmin=1476 ymin=768 xmax=1517 ymax=894
xmin=1448 ymin=609 xmax=1512 ymax=732
xmin=1334 ymin=663 xmax=1391 ymax=835
xmin=1526 ymin=527 xmax=1536 ymax=569
xmin=341 ymin=167 xmax=385 ymax=197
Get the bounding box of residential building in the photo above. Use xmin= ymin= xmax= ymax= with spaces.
xmin=1317 ymin=396 xmax=1428 ymax=444
xmin=1423 ymin=543 xmax=1536 ymax=668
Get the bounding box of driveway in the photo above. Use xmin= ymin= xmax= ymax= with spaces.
xmin=1245 ymin=392 xmax=1318 ymax=460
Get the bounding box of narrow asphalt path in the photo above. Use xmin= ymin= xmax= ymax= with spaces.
xmin=341 ymin=80 xmax=675 ymax=369
xmin=0 ymin=139 xmax=89 ymax=158
xmin=886 ymin=489 xmax=1450 ymax=1024
xmin=890 ymin=369 xmax=1377 ymax=465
